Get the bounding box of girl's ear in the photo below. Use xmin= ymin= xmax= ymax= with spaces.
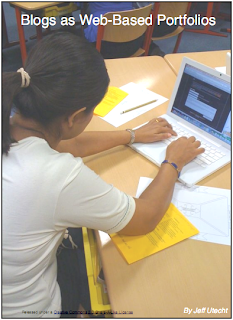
xmin=67 ymin=107 xmax=87 ymax=128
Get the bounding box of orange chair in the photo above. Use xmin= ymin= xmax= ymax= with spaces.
xmin=184 ymin=2 xmax=228 ymax=38
xmin=145 ymin=2 xmax=189 ymax=55
xmin=96 ymin=4 xmax=153 ymax=57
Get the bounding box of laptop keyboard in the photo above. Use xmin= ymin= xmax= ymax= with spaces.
xmin=163 ymin=124 xmax=226 ymax=168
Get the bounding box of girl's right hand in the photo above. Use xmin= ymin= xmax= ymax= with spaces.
xmin=165 ymin=136 xmax=205 ymax=170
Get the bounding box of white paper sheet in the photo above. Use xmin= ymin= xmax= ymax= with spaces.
xmin=136 ymin=177 xmax=231 ymax=246
xmin=100 ymin=82 xmax=168 ymax=127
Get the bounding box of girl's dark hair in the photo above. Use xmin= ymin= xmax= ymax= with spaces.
xmin=3 ymin=31 xmax=110 ymax=154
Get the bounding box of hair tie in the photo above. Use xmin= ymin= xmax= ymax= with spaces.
xmin=17 ymin=67 xmax=31 ymax=88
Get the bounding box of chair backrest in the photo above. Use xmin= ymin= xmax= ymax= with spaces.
xmin=143 ymin=2 xmax=189 ymax=55
xmin=157 ymin=2 xmax=188 ymax=17
xmin=100 ymin=4 xmax=153 ymax=43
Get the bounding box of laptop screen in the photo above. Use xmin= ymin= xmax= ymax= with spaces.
xmin=171 ymin=64 xmax=231 ymax=146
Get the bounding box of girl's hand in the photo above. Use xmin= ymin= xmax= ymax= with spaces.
xmin=134 ymin=118 xmax=177 ymax=143
xmin=166 ymin=136 xmax=205 ymax=170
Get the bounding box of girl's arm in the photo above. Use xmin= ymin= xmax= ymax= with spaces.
xmin=56 ymin=118 xmax=176 ymax=157
xmin=118 ymin=136 xmax=205 ymax=235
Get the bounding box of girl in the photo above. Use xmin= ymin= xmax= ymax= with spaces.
xmin=3 ymin=32 xmax=204 ymax=317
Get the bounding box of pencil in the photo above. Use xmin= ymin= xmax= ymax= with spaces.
xmin=120 ymin=99 xmax=158 ymax=114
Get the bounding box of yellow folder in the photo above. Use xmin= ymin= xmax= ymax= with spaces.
xmin=111 ymin=203 xmax=199 ymax=264
xmin=94 ymin=86 xmax=128 ymax=117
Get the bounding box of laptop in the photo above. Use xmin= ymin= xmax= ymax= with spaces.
xmin=226 ymin=52 xmax=231 ymax=76
xmin=130 ymin=57 xmax=231 ymax=187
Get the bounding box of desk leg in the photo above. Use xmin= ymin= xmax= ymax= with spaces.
xmin=30 ymin=26 xmax=51 ymax=40
xmin=36 ymin=25 xmax=43 ymax=40
xmin=185 ymin=2 xmax=227 ymax=37
xmin=15 ymin=6 xmax=27 ymax=65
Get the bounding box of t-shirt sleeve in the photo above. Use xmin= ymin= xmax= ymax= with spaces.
xmin=54 ymin=160 xmax=136 ymax=233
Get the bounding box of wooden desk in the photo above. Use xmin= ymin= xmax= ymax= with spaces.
xmin=164 ymin=50 xmax=230 ymax=75
xmin=10 ymin=2 xmax=60 ymax=64
xmin=84 ymin=56 xmax=176 ymax=194
xmin=11 ymin=2 xmax=60 ymax=10
xmin=84 ymin=56 xmax=231 ymax=318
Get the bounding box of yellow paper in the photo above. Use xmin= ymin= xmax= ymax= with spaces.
xmin=94 ymin=87 xmax=128 ymax=117
xmin=110 ymin=203 xmax=199 ymax=264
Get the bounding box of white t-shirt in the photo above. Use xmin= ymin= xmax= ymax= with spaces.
xmin=3 ymin=137 xmax=135 ymax=318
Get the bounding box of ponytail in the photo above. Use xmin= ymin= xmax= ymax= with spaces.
xmin=2 ymin=31 xmax=110 ymax=155
xmin=2 ymin=72 xmax=22 ymax=154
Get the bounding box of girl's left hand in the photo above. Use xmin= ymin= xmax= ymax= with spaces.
xmin=134 ymin=118 xmax=177 ymax=143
